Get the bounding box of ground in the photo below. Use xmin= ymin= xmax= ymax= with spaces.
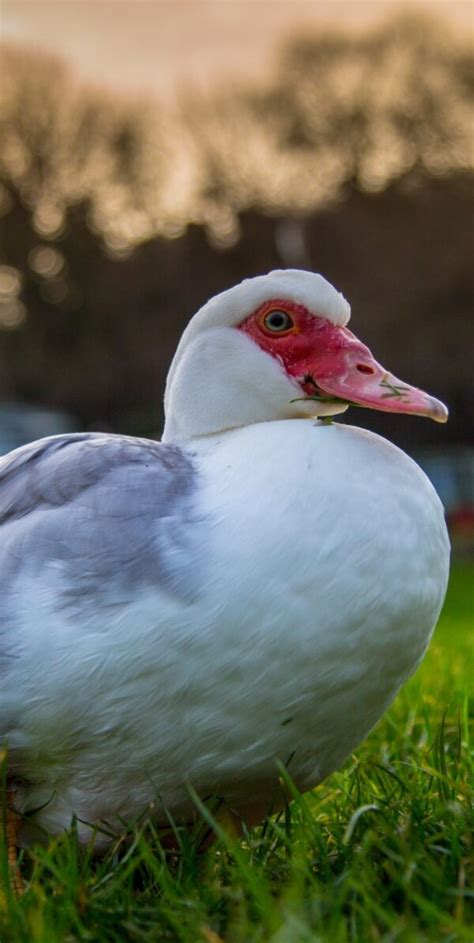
xmin=1 ymin=563 xmax=472 ymax=942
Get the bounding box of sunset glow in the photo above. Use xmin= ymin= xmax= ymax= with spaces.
xmin=2 ymin=0 xmax=472 ymax=98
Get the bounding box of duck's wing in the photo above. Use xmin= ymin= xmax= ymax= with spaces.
xmin=0 ymin=433 xmax=202 ymax=648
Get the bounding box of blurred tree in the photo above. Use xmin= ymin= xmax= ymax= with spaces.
xmin=183 ymin=11 xmax=473 ymax=225
xmin=0 ymin=45 xmax=178 ymax=246
xmin=0 ymin=44 xmax=181 ymax=417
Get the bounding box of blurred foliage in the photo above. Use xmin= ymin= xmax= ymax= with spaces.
xmin=183 ymin=11 xmax=473 ymax=230
xmin=1 ymin=11 xmax=472 ymax=246
xmin=0 ymin=11 xmax=472 ymax=446
xmin=0 ymin=45 xmax=186 ymax=249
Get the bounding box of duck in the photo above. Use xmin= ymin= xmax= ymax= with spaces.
xmin=0 ymin=269 xmax=450 ymax=856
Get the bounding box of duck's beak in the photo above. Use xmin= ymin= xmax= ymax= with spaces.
xmin=305 ymin=324 xmax=448 ymax=423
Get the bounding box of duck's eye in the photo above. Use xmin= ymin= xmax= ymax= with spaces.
xmin=263 ymin=310 xmax=294 ymax=333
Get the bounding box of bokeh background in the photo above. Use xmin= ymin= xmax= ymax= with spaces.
xmin=0 ymin=0 xmax=473 ymax=547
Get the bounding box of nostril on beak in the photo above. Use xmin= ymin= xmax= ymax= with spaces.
xmin=356 ymin=364 xmax=375 ymax=375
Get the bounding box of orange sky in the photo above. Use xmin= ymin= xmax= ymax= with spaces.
xmin=2 ymin=0 xmax=472 ymax=98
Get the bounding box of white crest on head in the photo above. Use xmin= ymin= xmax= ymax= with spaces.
xmin=192 ymin=269 xmax=350 ymax=331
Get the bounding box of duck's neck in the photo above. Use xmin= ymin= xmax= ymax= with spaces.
xmin=162 ymin=327 xmax=312 ymax=444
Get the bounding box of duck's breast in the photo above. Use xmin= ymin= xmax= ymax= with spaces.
xmin=192 ymin=419 xmax=450 ymax=787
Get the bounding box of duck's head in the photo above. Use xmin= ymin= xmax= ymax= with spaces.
xmin=163 ymin=269 xmax=448 ymax=443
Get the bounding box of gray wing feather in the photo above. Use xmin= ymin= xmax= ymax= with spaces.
xmin=0 ymin=433 xmax=202 ymax=624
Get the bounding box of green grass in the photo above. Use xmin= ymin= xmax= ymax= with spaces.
xmin=1 ymin=565 xmax=472 ymax=942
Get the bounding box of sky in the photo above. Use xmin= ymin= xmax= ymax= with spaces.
xmin=2 ymin=0 xmax=472 ymax=99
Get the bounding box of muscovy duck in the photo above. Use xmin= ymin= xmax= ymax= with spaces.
xmin=0 ymin=269 xmax=450 ymax=855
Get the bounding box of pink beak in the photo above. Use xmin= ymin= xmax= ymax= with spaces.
xmin=305 ymin=324 xmax=448 ymax=423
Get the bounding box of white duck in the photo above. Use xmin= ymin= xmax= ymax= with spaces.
xmin=0 ymin=269 xmax=450 ymax=853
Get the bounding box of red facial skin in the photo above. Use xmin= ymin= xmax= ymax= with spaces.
xmin=239 ymin=299 xmax=448 ymax=423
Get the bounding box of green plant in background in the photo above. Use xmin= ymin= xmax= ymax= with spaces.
xmin=0 ymin=564 xmax=472 ymax=943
